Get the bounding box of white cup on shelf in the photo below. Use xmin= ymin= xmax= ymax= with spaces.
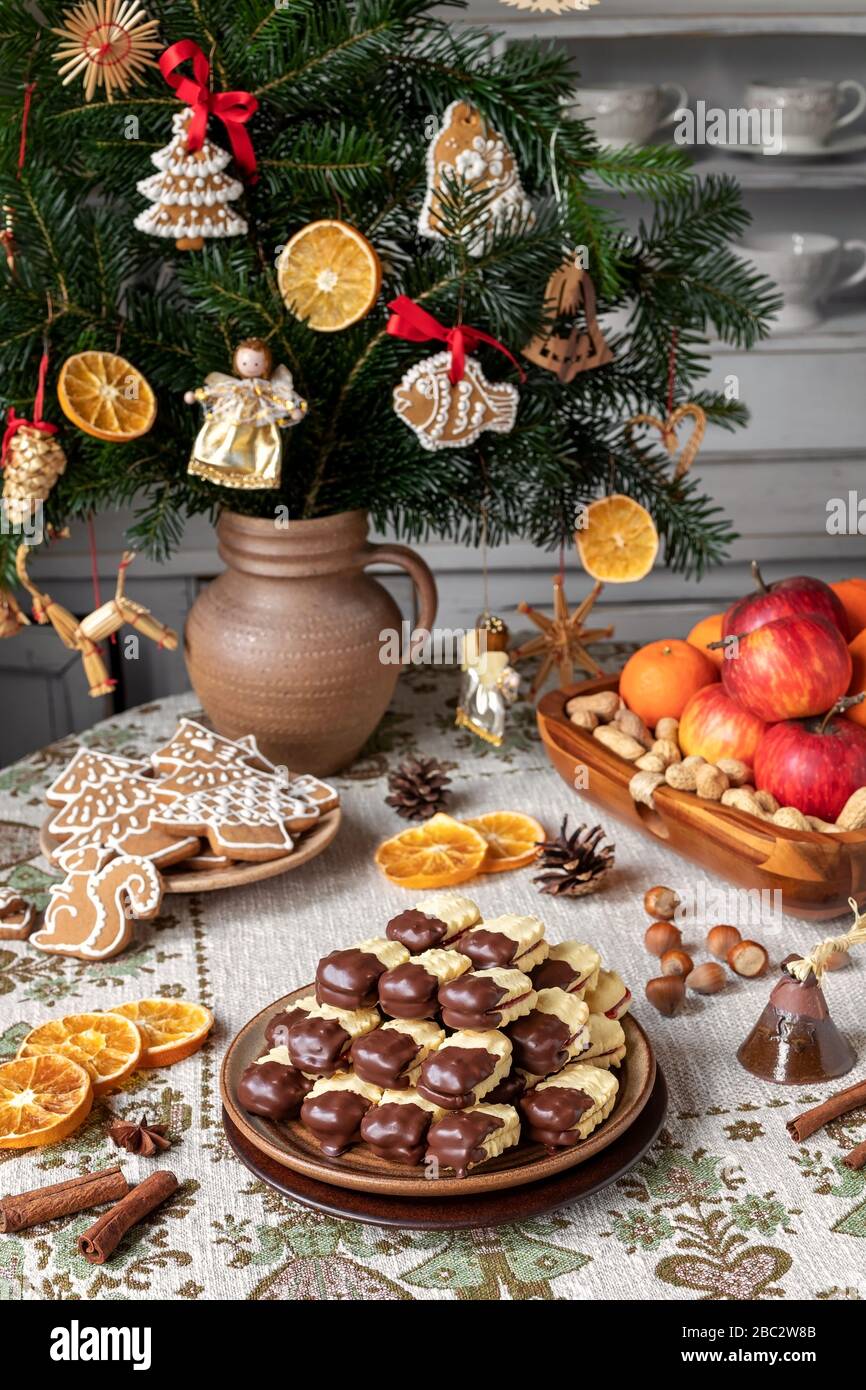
xmin=737 ymin=232 xmax=866 ymax=333
xmin=745 ymin=78 xmax=866 ymax=152
xmin=567 ymin=82 xmax=688 ymax=148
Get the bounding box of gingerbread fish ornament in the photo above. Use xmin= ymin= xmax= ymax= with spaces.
xmin=419 ymin=100 xmax=534 ymax=256
xmin=393 ymin=351 xmax=518 ymax=451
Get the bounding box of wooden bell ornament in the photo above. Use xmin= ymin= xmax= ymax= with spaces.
xmin=522 ymin=261 xmax=613 ymax=383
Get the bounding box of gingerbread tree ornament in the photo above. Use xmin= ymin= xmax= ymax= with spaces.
xmin=135 ymin=108 xmax=247 ymax=251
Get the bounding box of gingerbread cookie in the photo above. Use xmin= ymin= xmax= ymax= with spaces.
xmin=45 ymin=748 xmax=146 ymax=807
xmin=393 ymin=351 xmax=518 ymax=452
xmin=151 ymin=778 xmax=319 ymax=862
xmin=151 ymin=718 xmax=273 ymax=779
xmin=48 ymin=776 xmax=199 ymax=869
xmin=0 ymin=885 xmax=36 ymax=940
xmin=418 ymin=99 xmax=534 ymax=255
xmin=31 ymin=850 xmax=164 ymax=961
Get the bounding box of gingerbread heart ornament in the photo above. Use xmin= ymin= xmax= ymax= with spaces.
xmin=625 ymin=402 xmax=707 ymax=481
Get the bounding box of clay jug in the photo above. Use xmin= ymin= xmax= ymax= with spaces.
xmin=184 ymin=510 xmax=437 ymax=774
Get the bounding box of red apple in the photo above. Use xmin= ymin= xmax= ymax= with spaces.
xmin=679 ymin=683 xmax=768 ymax=766
xmin=721 ymin=614 xmax=852 ymax=723
xmin=754 ymin=699 xmax=866 ymax=821
xmin=723 ymin=561 xmax=847 ymax=639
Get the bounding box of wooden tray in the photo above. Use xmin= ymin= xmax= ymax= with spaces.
xmin=220 ymin=984 xmax=657 ymax=1199
xmin=537 ymin=675 xmax=866 ymax=921
xmin=39 ymin=808 xmax=341 ymax=894
xmin=222 ymin=1068 xmax=668 ymax=1230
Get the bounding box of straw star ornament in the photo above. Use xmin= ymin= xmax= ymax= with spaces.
xmin=511 ymin=578 xmax=613 ymax=699
xmin=52 ymin=0 xmax=161 ymax=103
xmin=498 ymin=0 xmax=601 ymax=12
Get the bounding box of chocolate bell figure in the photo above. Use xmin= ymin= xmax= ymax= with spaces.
xmin=455 ymin=614 xmax=519 ymax=747
xmin=737 ymin=901 xmax=866 ymax=1085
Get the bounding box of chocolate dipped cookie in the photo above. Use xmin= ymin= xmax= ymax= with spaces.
xmin=378 ymin=947 xmax=470 ymax=1019
xmin=286 ymin=1001 xmax=380 ymax=1077
xmin=350 ymin=1018 xmax=444 ymax=1089
xmin=386 ymin=891 xmax=480 ymax=954
xmin=416 ymin=1028 xmax=512 ymax=1110
xmin=237 ymin=1047 xmax=312 ymax=1121
xmin=316 ymin=937 xmax=409 ymax=1010
xmin=460 ymin=914 xmax=548 ymax=974
xmin=584 ymin=968 xmax=632 ymax=1021
xmin=507 ymin=987 xmax=590 ymax=1083
xmin=426 ymin=1102 xmax=520 ymax=1178
xmin=520 ymin=1062 xmax=618 ymax=1152
xmin=438 ymin=967 xmax=536 ymax=1030
xmin=360 ymin=1089 xmax=445 ymax=1165
xmin=583 ymin=1013 xmax=626 ymax=1069
xmin=264 ymin=995 xmax=318 ymax=1051
xmin=530 ymin=940 xmax=601 ymax=996
xmin=300 ymin=1073 xmax=383 ymax=1156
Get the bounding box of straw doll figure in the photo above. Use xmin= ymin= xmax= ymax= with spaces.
xmin=184 ymin=338 xmax=307 ymax=490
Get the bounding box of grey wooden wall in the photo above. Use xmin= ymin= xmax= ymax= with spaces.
xmin=4 ymin=0 xmax=866 ymax=761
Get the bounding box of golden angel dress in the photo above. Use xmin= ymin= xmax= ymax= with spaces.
xmin=188 ymin=367 xmax=307 ymax=490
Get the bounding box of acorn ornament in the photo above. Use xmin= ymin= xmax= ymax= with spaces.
xmin=737 ymin=901 xmax=866 ymax=1085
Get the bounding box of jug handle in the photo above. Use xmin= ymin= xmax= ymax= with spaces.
xmin=364 ymin=543 xmax=438 ymax=636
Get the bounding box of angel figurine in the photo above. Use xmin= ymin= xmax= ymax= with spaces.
xmin=184 ymin=338 xmax=307 ymax=490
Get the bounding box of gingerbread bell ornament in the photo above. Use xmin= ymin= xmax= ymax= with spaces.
xmin=185 ymin=338 xmax=307 ymax=490
xmin=737 ymin=901 xmax=866 ymax=1085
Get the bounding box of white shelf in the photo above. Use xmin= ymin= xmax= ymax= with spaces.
xmin=458 ymin=12 xmax=866 ymax=39
xmin=701 ymin=153 xmax=866 ymax=189
xmin=709 ymin=307 xmax=866 ymax=354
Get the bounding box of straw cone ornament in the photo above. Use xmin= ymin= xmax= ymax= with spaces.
xmin=2 ymin=424 xmax=67 ymax=526
xmin=15 ymin=544 xmax=114 ymax=697
xmin=76 ymin=551 xmax=178 ymax=650
xmin=737 ymin=901 xmax=866 ymax=1085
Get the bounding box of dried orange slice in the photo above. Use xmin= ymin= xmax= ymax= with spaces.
xmin=374 ymin=812 xmax=488 ymax=890
xmin=18 ymin=1012 xmax=142 ymax=1096
xmin=57 ymin=351 xmax=156 ymax=442
xmin=463 ymin=811 xmax=547 ymax=873
xmin=577 ymin=494 xmax=659 ymax=583
xmin=0 ymin=1054 xmax=93 ymax=1149
xmin=110 ymin=999 xmax=213 ymax=1068
xmin=277 ymin=220 xmax=381 ymax=332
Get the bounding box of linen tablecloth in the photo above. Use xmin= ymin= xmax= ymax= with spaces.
xmin=1 ymin=657 xmax=864 ymax=1302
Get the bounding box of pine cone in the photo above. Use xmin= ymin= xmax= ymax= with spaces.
xmin=385 ymin=756 xmax=452 ymax=821
xmin=532 ymin=817 xmax=615 ymax=897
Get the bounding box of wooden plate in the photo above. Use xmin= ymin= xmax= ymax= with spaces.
xmin=222 ymin=1068 xmax=668 ymax=1230
xmin=39 ymin=808 xmax=341 ymax=894
xmin=537 ymin=675 xmax=866 ymax=921
xmin=220 ymin=985 xmax=657 ymax=1199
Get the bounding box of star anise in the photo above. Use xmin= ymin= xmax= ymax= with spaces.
xmin=107 ymin=1113 xmax=171 ymax=1157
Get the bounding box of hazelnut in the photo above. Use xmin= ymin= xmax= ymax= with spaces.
xmin=825 ymin=950 xmax=850 ymax=971
xmin=644 ymin=885 xmax=680 ymax=920
xmin=727 ymin=939 xmax=769 ymax=978
xmin=660 ymin=947 xmax=694 ymax=977
xmin=706 ymin=924 xmax=741 ymax=961
xmin=685 ymin=961 xmax=727 ymax=995
xmin=645 ymin=975 xmax=686 ymax=1017
xmin=644 ymin=921 xmax=682 ymax=957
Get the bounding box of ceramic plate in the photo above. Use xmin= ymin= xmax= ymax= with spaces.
xmin=716 ymin=132 xmax=866 ymax=159
xmin=39 ymin=808 xmax=341 ymax=894
xmin=220 ymin=984 xmax=657 ymax=1199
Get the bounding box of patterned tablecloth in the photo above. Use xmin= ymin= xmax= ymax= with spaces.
xmin=1 ymin=655 xmax=864 ymax=1303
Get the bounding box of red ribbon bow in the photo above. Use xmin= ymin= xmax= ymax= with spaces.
xmin=386 ymin=296 xmax=525 ymax=385
xmin=1 ymin=351 xmax=57 ymax=465
xmin=159 ymin=40 xmax=259 ymax=183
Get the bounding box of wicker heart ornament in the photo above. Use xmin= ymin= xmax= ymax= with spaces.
xmin=625 ymin=403 xmax=707 ymax=482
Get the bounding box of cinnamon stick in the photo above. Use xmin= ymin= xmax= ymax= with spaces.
xmin=842 ymin=1140 xmax=866 ymax=1172
xmin=786 ymin=1076 xmax=866 ymax=1143
xmin=77 ymin=1169 xmax=178 ymax=1265
xmin=0 ymin=1166 xmax=129 ymax=1234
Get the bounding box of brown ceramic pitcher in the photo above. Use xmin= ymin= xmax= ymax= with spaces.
xmin=184 ymin=509 xmax=437 ymax=774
